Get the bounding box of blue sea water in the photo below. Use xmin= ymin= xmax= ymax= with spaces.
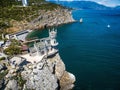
xmin=27 ymin=2 xmax=120 ymax=90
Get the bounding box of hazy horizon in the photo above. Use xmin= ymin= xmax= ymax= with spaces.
xmin=46 ymin=0 xmax=120 ymax=7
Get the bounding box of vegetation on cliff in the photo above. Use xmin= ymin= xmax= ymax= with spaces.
xmin=3 ymin=39 xmax=22 ymax=56
xmin=0 ymin=0 xmax=65 ymax=30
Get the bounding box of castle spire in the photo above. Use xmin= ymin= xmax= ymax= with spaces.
xmin=49 ymin=28 xmax=58 ymax=47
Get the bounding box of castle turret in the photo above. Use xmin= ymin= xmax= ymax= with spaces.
xmin=27 ymin=29 xmax=58 ymax=61
xmin=49 ymin=28 xmax=57 ymax=39
xmin=49 ymin=28 xmax=58 ymax=47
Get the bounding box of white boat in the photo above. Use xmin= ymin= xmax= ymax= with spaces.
xmin=80 ymin=18 xmax=83 ymax=23
xmin=107 ymin=24 xmax=110 ymax=28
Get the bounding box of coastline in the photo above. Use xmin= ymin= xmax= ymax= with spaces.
xmin=0 ymin=2 xmax=76 ymax=90
xmin=5 ymin=8 xmax=76 ymax=33
xmin=0 ymin=33 xmax=76 ymax=90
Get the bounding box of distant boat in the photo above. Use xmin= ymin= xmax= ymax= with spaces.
xmin=80 ymin=18 xmax=83 ymax=23
xmin=107 ymin=24 xmax=110 ymax=28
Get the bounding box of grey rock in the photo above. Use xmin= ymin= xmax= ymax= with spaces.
xmin=27 ymin=8 xmax=75 ymax=30
xmin=3 ymin=53 xmax=75 ymax=90
xmin=0 ymin=79 xmax=4 ymax=89
xmin=0 ymin=64 xmax=3 ymax=71
xmin=22 ymin=60 xmax=58 ymax=90
xmin=21 ymin=53 xmax=75 ymax=90
xmin=5 ymin=79 xmax=18 ymax=90
xmin=60 ymin=71 xmax=76 ymax=90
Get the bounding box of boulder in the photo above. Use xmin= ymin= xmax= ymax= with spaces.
xmin=5 ymin=79 xmax=18 ymax=90
xmin=22 ymin=62 xmax=58 ymax=90
xmin=47 ymin=54 xmax=65 ymax=79
xmin=0 ymin=64 xmax=3 ymax=71
xmin=21 ymin=53 xmax=75 ymax=90
xmin=60 ymin=71 xmax=76 ymax=90
xmin=0 ymin=79 xmax=4 ymax=89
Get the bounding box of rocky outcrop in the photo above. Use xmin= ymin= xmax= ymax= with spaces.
xmin=5 ymin=79 xmax=18 ymax=90
xmin=28 ymin=8 xmax=75 ymax=29
xmin=6 ymin=8 xmax=75 ymax=33
xmin=0 ymin=64 xmax=3 ymax=71
xmin=21 ymin=59 xmax=58 ymax=90
xmin=47 ymin=54 xmax=65 ymax=79
xmin=21 ymin=53 xmax=75 ymax=90
xmin=60 ymin=71 xmax=75 ymax=90
xmin=0 ymin=54 xmax=75 ymax=90
xmin=48 ymin=54 xmax=76 ymax=90
xmin=0 ymin=79 xmax=4 ymax=89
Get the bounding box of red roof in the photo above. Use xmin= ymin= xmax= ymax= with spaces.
xmin=21 ymin=45 xmax=28 ymax=51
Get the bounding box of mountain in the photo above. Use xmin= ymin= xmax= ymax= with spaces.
xmin=49 ymin=1 xmax=117 ymax=10
xmin=114 ymin=6 xmax=120 ymax=10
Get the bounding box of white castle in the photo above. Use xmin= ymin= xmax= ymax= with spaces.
xmin=30 ymin=29 xmax=58 ymax=57
xmin=22 ymin=28 xmax=59 ymax=63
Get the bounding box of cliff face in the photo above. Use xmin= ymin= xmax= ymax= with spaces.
xmin=6 ymin=8 xmax=75 ymax=33
xmin=2 ymin=54 xmax=75 ymax=90
xmin=29 ymin=8 xmax=75 ymax=29
xmin=21 ymin=54 xmax=75 ymax=90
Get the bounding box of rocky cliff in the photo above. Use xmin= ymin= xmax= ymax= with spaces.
xmin=29 ymin=8 xmax=75 ymax=29
xmin=0 ymin=54 xmax=75 ymax=90
xmin=6 ymin=8 xmax=75 ymax=33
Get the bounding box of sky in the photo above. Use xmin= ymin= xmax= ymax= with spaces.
xmin=47 ymin=0 xmax=120 ymax=7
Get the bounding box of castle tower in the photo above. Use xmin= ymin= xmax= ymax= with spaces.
xmin=49 ymin=28 xmax=57 ymax=38
xmin=33 ymin=39 xmax=48 ymax=57
xmin=49 ymin=28 xmax=58 ymax=47
xmin=22 ymin=0 xmax=28 ymax=7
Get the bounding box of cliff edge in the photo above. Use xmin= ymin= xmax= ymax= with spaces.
xmin=0 ymin=53 xmax=75 ymax=90
xmin=4 ymin=7 xmax=75 ymax=33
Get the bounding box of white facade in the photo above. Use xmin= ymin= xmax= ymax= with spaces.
xmin=49 ymin=28 xmax=58 ymax=46
xmin=20 ymin=29 xmax=58 ymax=64
xmin=22 ymin=0 xmax=28 ymax=7
xmin=5 ymin=30 xmax=31 ymax=41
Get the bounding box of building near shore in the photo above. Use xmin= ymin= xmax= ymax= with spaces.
xmin=29 ymin=28 xmax=58 ymax=57
xmin=22 ymin=0 xmax=28 ymax=6
xmin=21 ymin=28 xmax=58 ymax=63
xmin=5 ymin=30 xmax=32 ymax=41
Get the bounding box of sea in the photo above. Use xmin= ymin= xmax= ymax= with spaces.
xmin=27 ymin=1 xmax=120 ymax=90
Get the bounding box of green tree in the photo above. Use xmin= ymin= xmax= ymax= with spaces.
xmin=4 ymin=45 xmax=21 ymax=56
xmin=11 ymin=39 xmax=21 ymax=46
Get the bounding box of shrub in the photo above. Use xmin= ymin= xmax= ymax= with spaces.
xmin=0 ymin=57 xmax=6 ymax=61
xmin=0 ymin=70 xmax=8 ymax=80
xmin=4 ymin=45 xmax=22 ymax=56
